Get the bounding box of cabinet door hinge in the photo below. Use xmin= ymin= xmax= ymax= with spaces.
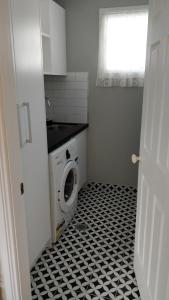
xmin=20 ymin=182 xmax=24 ymax=195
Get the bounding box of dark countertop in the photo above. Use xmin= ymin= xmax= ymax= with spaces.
xmin=47 ymin=122 xmax=89 ymax=153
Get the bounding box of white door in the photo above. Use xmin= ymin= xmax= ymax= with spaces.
xmin=134 ymin=0 xmax=169 ymax=299
xmin=10 ymin=0 xmax=51 ymax=266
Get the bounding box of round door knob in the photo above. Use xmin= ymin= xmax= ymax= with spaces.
xmin=132 ymin=154 xmax=141 ymax=164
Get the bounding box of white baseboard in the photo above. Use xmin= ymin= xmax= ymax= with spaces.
xmin=134 ymin=256 xmax=150 ymax=300
xmin=30 ymin=239 xmax=52 ymax=270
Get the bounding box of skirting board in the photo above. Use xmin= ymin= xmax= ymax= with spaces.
xmin=30 ymin=239 xmax=52 ymax=270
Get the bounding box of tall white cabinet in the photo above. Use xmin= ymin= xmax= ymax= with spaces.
xmin=10 ymin=0 xmax=51 ymax=266
xmin=41 ymin=0 xmax=67 ymax=75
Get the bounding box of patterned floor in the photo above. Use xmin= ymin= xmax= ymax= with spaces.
xmin=31 ymin=182 xmax=140 ymax=300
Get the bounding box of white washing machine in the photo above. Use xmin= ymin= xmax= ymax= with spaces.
xmin=49 ymin=138 xmax=79 ymax=243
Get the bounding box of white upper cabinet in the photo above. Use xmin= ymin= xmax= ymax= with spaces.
xmin=41 ymin=0 xmax=67 ymax=75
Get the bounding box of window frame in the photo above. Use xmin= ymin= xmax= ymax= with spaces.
xmin=99 ymin=5 xmax=148 ymax=18
xmin=97 ymin=5 xmax=149 ymax=87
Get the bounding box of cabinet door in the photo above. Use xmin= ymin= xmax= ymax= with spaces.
xmin=50 ymin=1 xmax=67 ymax=75
xmin=41 ymin=0 xmax=51 ymax=74
xmin=11 ymin=0 xmax=51 ymax=266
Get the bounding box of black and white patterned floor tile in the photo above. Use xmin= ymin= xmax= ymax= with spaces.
xmin=31 ymin=182 xmax=140 ymax=300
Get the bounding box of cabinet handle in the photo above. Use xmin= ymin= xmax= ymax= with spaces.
xmin=17 ymin=102 xmax=32 ymax=147
xmin=23 ymin=102 xmax=32 ymax=144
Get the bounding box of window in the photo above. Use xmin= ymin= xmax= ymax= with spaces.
xmin=97 ymin=6 xmax=148 ymax=87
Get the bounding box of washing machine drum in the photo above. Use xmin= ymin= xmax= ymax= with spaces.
xmin=59 ymin=160 xmax=79 ymax=213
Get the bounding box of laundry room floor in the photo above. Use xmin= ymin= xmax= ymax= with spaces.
xmin=31 ymin=182 xmax=140 ymax=300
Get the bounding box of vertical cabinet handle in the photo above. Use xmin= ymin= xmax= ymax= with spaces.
xmin=17 ymin=102 xmax=32 ymax=147
xmin=23 ymin=102 xmax=32 ymax=144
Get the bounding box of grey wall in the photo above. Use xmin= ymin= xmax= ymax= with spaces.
xmin=56 ymin=0 xmax=148 ymax=187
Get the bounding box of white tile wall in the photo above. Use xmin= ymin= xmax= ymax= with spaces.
xmin=44 ymin=72 xmax=88 ymax=123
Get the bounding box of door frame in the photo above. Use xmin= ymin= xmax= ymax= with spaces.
xmin=0 ymin=0 xmax=31 ymax=299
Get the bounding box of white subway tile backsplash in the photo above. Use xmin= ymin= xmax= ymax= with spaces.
xmin=53 ymin=98 xmax=87 ymax=107
xmin=75 ymin=72 xmax=88 ymax=81
xmin=44 ymin=72 xmax=88 ymax=124
xmin=53 ymin=111 xmax=88 ymax=124
xmin=46 ymin=72 xmax=88 ymax=82
xmin=61 ymin=89 xmax=87 ymax=99
xmin=66 ymin=72 xmax=76 ymax=81
xmin=46 ymin=89 xmax=88 ymax=99
xmin=46 ymin=81 xmax=88 ymax=90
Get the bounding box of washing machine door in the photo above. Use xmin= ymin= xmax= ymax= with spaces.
xmin=59 ymin=160 xmax=79 ymax=213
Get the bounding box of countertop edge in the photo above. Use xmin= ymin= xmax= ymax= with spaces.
xmin=48 ymin=124 xmax=89 ymax=154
